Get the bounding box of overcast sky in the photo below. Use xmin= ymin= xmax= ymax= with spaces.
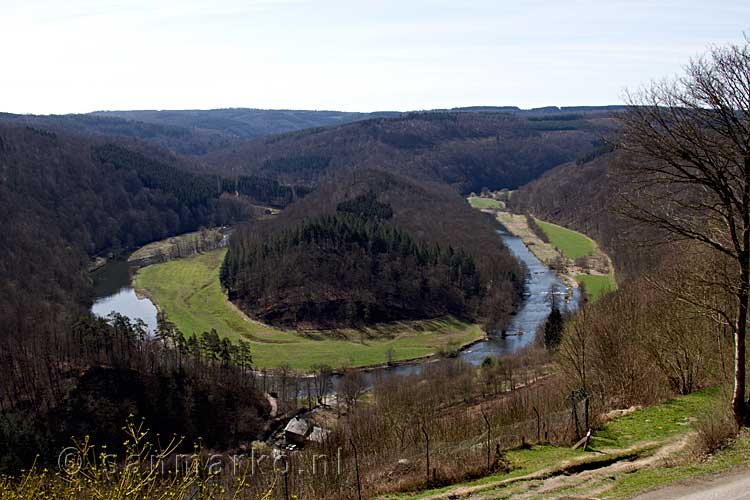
xmin=1 ymin=0 xmax=748 ymax=114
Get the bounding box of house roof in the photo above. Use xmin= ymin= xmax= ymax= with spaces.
xmin=284 ymin=417 xmax=309 ymax=436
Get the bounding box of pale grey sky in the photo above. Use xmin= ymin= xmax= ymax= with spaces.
xmin=1 ymin=0 xmax=748 ymax=114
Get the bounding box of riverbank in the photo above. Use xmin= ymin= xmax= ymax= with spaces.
xmin=127 ymin=227 xmax=228 ymax=267
xmin=97 ymin=210 xmax=576 ymax=373
xmin=135 ymin=248 xmax=486 ymax=370
xmin=493 ymin=209 xmax=616 ymax=301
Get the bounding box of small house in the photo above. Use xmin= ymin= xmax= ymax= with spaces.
xmin=284 ymin=417 xmax=310 ymax=445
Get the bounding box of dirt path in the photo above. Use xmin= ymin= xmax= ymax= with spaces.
xmin=631 ymin=468 xmax=750 ymax=500
xmin=414 ymin=434 xmax=692 ymax=500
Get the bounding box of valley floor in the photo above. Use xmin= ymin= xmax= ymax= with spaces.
xmin=135 ymin=248 xmax=484 ymax=369
xmin=494 ymin=210 xmax=616 ymax=301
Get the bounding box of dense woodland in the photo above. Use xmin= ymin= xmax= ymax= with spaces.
xmin=92 ymin=108 xmax=401 ymax=149
xmin=0 ymin=109 xmax=399 ymax=155
xmin=0 ymin=124 xmax=244 ymax=333
xmin=0 ymin=312 xmax=269 ymax=473
xmin=0 ymin=112 xmax=229 ymax=156
xmin=0 ymin=123 xmax=301 ymax=471
xmin=20 ymin=106 xmax=617 ymax=159
xmin=204 ymin=110 xmax=619 ymax=193
xmin=224 ymin=169 xmax=524 ymax=330
xmin=222 ymin=196 xmax=484 ymax=326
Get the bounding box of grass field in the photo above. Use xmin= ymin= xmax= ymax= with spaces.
xmin=468 ymin=197 xmax=504 ymax=210
xmin=135 ymin=249 xmax=484 ymax=370
xmin=577 ymin=273 xmax=616 ymax=301
xmin=534 ymin=217 xmax=595 ymax=259
xmin=531 ymin=217 xmax=616 ymax=301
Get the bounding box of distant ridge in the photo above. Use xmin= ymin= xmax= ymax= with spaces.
xmin=204 ymin=109 xmax=620 ymax=194
xmin=446 ymin=105 xmax=626 ymax=114
xmin=90 ymin=108 xmax=402 ymax=141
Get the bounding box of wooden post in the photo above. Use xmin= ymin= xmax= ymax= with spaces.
xmin=482 ymin=412 xmax=491 ymax=470
xmin=282 ymin=455 xmax=289 ymax=500
xmin=423 ymin=426 xmax=430 ymax=480
xmin=350 ymin=438 xmax=362 ymax=500
xmin=571 ymin=392 xmax=581 ymax=440
xmin=307 ymin=378 xmax=312 ymax=410
xmin=584 ymin=397 xmax=590 ymax=431
xmin=533 ymin=406 xmax=540 ymax=442
xmin=572 ymin=429 xmax=592 ymax=451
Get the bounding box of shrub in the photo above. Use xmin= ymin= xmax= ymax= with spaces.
xmin=690 ymin=398 xmax=737 ymax=459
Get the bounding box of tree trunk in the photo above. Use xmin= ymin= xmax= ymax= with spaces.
xmin=733 ymin=264 xmax=749 ymax=427
xmin=737 ymin=155 xmax=750 ymax=428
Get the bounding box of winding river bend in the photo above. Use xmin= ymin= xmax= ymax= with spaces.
xmin=349 ymin=228 xmax=579 ymax=384
xmin=91 ymin=228 xmax=579 ymax=376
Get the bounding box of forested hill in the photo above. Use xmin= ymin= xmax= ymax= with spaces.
xmin=0 ymin=109 xmax=399 ymax=156
xmin=222 ymin=169 xmax=524 ymax=329
xmin=0 ymin=107 xmax=622 ymax=160
xmin=509 ymin=150 xmax=664 ymax=278
xmin=0 ymin=112 xmax=229 ymax=155
xmin=203 ymin=110 xmax=619 ymax=194
xmin=0 ymin=124 xmax=274 ymax=338
xmin=0 ymin=123 xmax=292 ymax=472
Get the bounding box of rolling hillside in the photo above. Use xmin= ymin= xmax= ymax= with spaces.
xmin=203 ymin=110 xmax=619 ymax=194
xmin=91 ymin=108 xmax=401 ymax=142
xmin=0 ymin=123 xmax=270 ymax=338
xmin=509 ymin=150 xmax=665 ymax=278
xmin=0 ymin=109 xmax=400 ymax=155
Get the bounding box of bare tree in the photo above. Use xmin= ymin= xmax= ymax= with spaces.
xmin=311 ymin=363 xmax=332 ymax=405
xmin=339 ymin=369 xmax=367 ymax=412
xmin=643 ymin=247 xmax=732 ymax=395
xmin=617 ymin=41 xmax=750 ymax=425
xmin=558 ymin=306 xmax=589 ymax=393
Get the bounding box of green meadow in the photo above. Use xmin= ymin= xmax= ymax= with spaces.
xmin=577 ymin=273 xmax=615 ymax=301
xmin=534 ymin=217 xmax=595 ymax=259
xmin=468 ymin=196 xmax=504 ymax=209
xmin=135 ymin=249 xmax=483 ymax=370
xmin=533 ymin=217 xmax=616 ymax=301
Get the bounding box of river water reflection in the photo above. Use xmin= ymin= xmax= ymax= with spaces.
xmin=91 ymin=260 xmax=158 ymax=332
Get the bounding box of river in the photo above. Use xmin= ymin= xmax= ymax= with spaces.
xmin=338 ymin=228 xmax=579 ymax=386
xmin=91 ymin=260 xmax=159 ymax=332
xmin=90 ymin=228 xmax=579 ymax=375
xmin=458 ymin=228 xmax=580 ymax=364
